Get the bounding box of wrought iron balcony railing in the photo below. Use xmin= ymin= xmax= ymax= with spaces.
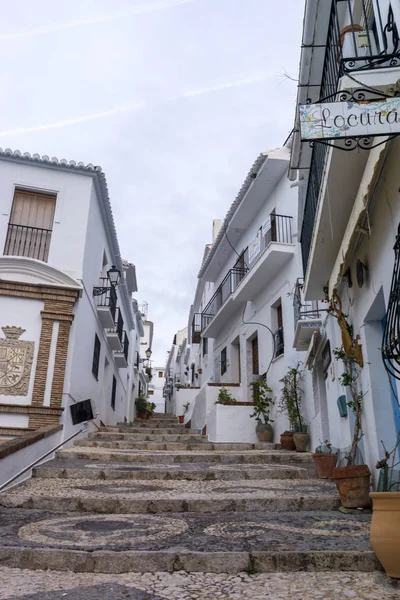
xmin=300 ymin=1 xmax=400 ymax=274
xmin=191 ymin=313 xmax=202 ymax=344
xmin=122 ymin=331 xmax=129 ymax=362
xmin=4 ymin=223 xmax=52 ymax=262
xmin=201 ymin=267 xmax=248 ymax=331
xmin=95 ymin=278 xmax=117 ymax=322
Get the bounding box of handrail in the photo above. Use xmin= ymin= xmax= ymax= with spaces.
xmin=0 ymin=425 xmax=86 ymax=493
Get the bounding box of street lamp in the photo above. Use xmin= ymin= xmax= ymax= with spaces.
xmin=93 ymin=265 xmax=121 ymax=296
xmin=145 ymin=347 xmax=152 ymax=360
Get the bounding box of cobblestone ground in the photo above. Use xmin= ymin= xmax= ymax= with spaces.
xmin=0 ymin=569 xmax=399 ymax=599
xmin=0 ymin=416 xmax=397 ymax=597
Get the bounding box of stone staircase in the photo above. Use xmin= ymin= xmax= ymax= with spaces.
xmin=0 ymin=413 xmax=379 ymax=574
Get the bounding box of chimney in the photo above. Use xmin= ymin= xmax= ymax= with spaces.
xmin=213 ymin=219 xmax=223 ymax=242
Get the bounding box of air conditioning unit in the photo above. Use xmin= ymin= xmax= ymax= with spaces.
xmin=70 ymin=398 xmax=96 ymax=425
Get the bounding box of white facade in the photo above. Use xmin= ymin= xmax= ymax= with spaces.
xmin=288 ymin=0 xmax=400 ymax=482
xmin=149 ymin=366 xmax=166 ymax=413
xmin=0 ymin=150 xmax=143 ymax=441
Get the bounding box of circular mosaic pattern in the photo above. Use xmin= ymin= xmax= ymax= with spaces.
xmin=203 ymin=519 xmax=370 ymax=539
xmin=19 ymin=515 xmax=188 ymax=548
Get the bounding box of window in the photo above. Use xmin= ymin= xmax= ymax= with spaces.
xmin=272 ymin=299 xmax=284 ymax=359
xmin=92 ymin=334 xmax=101 ymax=379
xmin=203 ymin=337 xmax=208 ymax=356
xmin=221 ymin=347 xmax=227 ymax=375
xmin=252 ymin=336 xmax=259 ymax=375
xmin=111 ymin=375 xmax=117 ymax=410
xmin=4 ymin=190 xmax=56 ymax=262
xmin=158 ymin=371 xmax=164 ymax=378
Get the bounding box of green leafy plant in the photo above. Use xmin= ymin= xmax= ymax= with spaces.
xmin=145 ymin=366 xmax=153 ymax=380
xmin=135 ymin=395 xmax=148 ymax=414
xmin=249 ymin=380 xmax=274 ymax=424
xmin=333 ymin=346 xmax=366 ymax=466
xmin=183 ymin=401 xmax=190 ymax=415
xmin=279 ymin=363 xmax=306 ymax=432
xmin=315 ymin=440 xmax=338 ymax=454
xmin=146 ymin=401 xmax=156 ymax=417
xmin=376 ymin=433 xmax=400 ymax=492
xmin=215 ymin=387 xmax=237 ymax=405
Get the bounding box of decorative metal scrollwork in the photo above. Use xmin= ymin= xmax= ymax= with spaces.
xmin=309 ymin=134 xmax=400 ymax=152
xmin=382 ymin=224 xmax=400 ymax=380
xmin=306 ymin=87 xmax=399 ymax=106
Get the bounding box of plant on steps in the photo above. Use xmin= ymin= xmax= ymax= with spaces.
xmin=249 ymin=379 xmax=274 ymax=442
xmin=135 ymin=395 xmax=148 ymax=419
xmin=178 ymin=401 xmax=191 ymax=423
xmin=146 ymin=401 xmax=156 ymax=419
xmin=312 ymin=440 xmax=338 ymax=479
xmin=331 ymin=345 xmax=370 ymax=508
xmin=215 ymin=387 xmax=237 ymax=405
xmin=279 ymin=363 xmax=308 ymax=452
xmin=369 ymin=433 xmax=400 ymax=578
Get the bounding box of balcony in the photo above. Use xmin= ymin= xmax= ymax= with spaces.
xmin=201 ymin=267 xmax=248 ymax=338
xmin=234 ymin=215 xmax=295 ymax=304
xmin=201 ymin=215 xmax=294 ymax=338
xmin=94 ymin=278 xmax=117 ymax=329
xmin=114 ymin=331 xmax=129 ymax=369
xmin=191 ymin=313 xmax=202 ymax=344
xmin=4 ymin=223 xmax=52 ymax=262
xmin=293 ymin=279 xmax=324 ymax=351
xmin=106 ymin=308 xmax=123 ymax=350
xmin=300 ymin=0 xmax=400 ymax=288
xmin=273 ymin=327 xmax=285 ymax=359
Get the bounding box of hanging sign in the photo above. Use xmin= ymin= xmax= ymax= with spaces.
xmin=248 ymin=230 xmax=261 ymax=263
xmin=300 ymin=98 xmax=400 ymax=141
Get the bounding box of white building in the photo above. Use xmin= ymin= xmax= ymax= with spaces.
xmin=0 ymin=149 xmax=142 ymax=441
xmin=289 ymin=0 xmax=400 ymax=480
xmin=149 ymin=366 xmax=166 ymax=413
xmin=167 ymin=147 xmax=316 ymax=441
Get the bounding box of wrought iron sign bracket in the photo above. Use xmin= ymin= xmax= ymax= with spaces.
xmin=309 ymin=133 xmax=400 ymax=152
xmin=93 ymin=287 xmax=111 ymax=296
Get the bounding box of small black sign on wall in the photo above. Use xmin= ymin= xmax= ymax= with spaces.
xmin=70 ymin=399 xmax=95 ymax=425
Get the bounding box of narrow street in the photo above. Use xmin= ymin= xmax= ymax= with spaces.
xmin=0 ymin=415 xmax=398 ymax=599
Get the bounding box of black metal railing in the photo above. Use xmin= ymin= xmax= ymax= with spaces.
xmin=4 ymin=223 xmax=52 ymax=262
xmin=191 ymin=313 xmax=201 ymax=344
xmin=201 ymin=267 xmax=248 ymax=330
xmin=94 ymin=277 xmax=117 ymax=321
xmin=301 ymin=0 xmax=400 ymax=274
xmin=293 ymin=278 xmax=324 ymax=329
xmin=273 ymin=327 xmax=285 ymax=359
xmin=134 ymin=351 xmax=140 ymax=367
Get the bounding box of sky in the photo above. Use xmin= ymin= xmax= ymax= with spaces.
xmin=0 ymin=0 xmax=304 ymax=367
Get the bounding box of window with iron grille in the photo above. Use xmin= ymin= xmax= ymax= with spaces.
xmin=111 ymin=375 xmax=117 ymax=410
xmin=92 ymin=334 xmax=101 ymax=380
xmin=221 ymin=347 xmax=227 ymax=375
xmin=203 ymin=337 xmax=208 ymax=356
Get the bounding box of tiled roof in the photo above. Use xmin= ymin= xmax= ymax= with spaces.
xmin=0 ymin=148 xmax=135 ymax=331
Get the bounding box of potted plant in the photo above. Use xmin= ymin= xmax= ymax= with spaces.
xmin=146 ymin=401 xmax=156 ymax=419
xmin=369 ymin=435 xmax=400 ymax=578
xmin=280 ymin=363 xmax=309 ymax=452
xmin=179 ymin=401 xmax=190 ymax=424
xmin=215 ymin=387 xmax=237 ymax=406
xmin=312 ymin=441 xmax=338 ymax=479
xmin=135 ymin=395 xmax=148 ymax=420
xmin=332 ymin=346 xmax=371 ymax=508
xmin=249 ymin=380 xmax=275 ymax=442
xmin=198 ymin=368 xmax=203 ymax=375
xmin=280 ymin=431 xmax=296 ymax=451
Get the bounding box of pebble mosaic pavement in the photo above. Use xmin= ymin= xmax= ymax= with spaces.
xmin=0 ymin=415 xmax=398 ymax=598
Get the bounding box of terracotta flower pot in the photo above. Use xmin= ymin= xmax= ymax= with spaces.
xmin=178 ymin=415 xmax=184 ymax=423
xmin=312 ymin=453 xmax=338 ymax=479
xmin=370 ymin=492 xmax=400 ymax=578
xmin=256 ymin=422 xmax=273 ymax=443
xmin=293 ymin=432 xmax=309 ymax=453
xmin=280 ymin=432 xmax=295 ymax=451
xmin=333 ymin=465 xmax=371 ymax=508
xmin=137 ymin=411 xmax=147 ymax=420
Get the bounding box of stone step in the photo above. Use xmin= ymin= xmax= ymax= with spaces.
xmin=89 ymin=432 xmax=207 ymax=443
xmin=0 ymin=508 xmax=378 ymax=573
xmin=118 ymin=419 xmax=179 ymax=426
xmin=0 ymin=478 xmax=340 ymax=513
xmin=101 ymin=427 xmax=198 ymax=435
xmin=33 ymin=460 xmax=312 ymax=481
xmin=74 ymin=440 xmax=261 ymax=451
xmin=57 ymin=447 xmax=315 ymax=467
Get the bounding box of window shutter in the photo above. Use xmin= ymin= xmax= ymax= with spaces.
xmin=252 ymin=337 xmax=259 ymax=375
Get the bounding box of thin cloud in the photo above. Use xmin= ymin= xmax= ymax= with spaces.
xmin=0 ymin=74 xmax=270 ymax=137
xmin=0 ymin=0 xmax=198 ymax=40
